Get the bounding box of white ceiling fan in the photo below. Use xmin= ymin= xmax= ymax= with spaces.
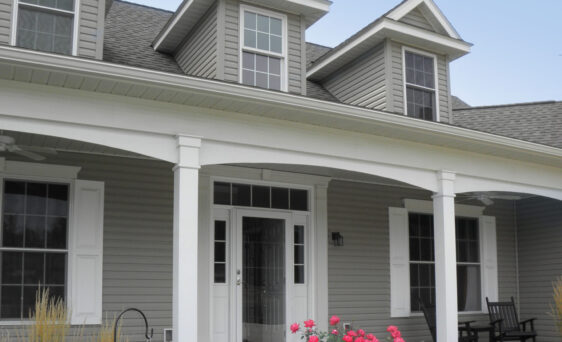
xmin=0 ymin=134 xmax=57 ymax=161
xmin=459 ymin=192 xmax=522 ymax=206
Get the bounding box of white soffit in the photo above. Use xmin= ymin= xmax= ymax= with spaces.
xmin=154 ymin=0 xmax=330 ymax=53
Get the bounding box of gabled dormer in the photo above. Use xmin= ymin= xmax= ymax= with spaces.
xmin=0 ymin=0 xmax=107 ymax=59
xmin=153 ymin=0 xmax=331 ymax=96
xmin=307 ymin=0 xmax=472 ymax=123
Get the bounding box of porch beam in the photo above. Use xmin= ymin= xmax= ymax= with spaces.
xmin=432 ymin=170 xmax=458 ymax=342
xmin=172 ymin=135 xmax=201 ymax=342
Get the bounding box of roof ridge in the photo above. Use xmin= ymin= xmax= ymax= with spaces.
xmin=114 ymin=0 xmax=174 ymax=13
xmin=453 ymin=100 xmax=559 ymax=111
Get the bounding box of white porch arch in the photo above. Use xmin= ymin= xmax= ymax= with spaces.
xmin=456 ymin=174 xmax=562 ymax=201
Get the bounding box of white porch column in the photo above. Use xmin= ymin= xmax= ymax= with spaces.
xmin=173 ymin=135 xmax=201 ymax=342
xmin=432 ymin=170 xmax=458 ymax=342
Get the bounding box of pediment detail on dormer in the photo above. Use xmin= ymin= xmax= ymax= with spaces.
xmin=386 ymin=0 xmax=460 ymax=39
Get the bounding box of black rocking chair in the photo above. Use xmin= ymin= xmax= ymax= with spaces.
xmin=486 ymin=297 xmax=537 ymax=342
xmin=419 ymin=300 xmax=478 ymax=342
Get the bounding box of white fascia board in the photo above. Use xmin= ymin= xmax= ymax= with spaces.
xmin=307 ymin=18 xmax=471 ymax=79
xmin=0 ymin=46 xmax=559 ymax=164
xmin=153 ymin=0 xmax=198 ymax=51
xmin=288 ymin=0 xmax=331 ymax=12
xmin=385 ymin=0 xmax=460 ymax=39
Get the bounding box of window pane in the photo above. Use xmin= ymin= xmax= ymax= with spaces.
xmin=2 ymin=252 xmax=23 ymax=284
xmin=0 ymin=286 xmax=22 ymax=319
xmin=269 ymin=75 xmax=281 ymax=91
xmin=290 ymin=189 xmax=308 ymax=211
xmin=270 ymin=18 xmax=282 ymax=36
xmin=271 ymin=187 xmax=289 ymax=209
xmin=406 ymin=87 xmax=434 ymax=121
xmin=270 ymin=35 xmax=282 ymax=54
xmin=2 ymin=214 xmax=25 ymax=247
xmin=269 ymin=57 xmax=281 ymax=75
xmin=4 ymin=181 xmax=25 ymax=214
xmin=257 ymin=32 xmax=269 ymax=51
xmin=25 ymin=215 xmax=46 ymax=248
xmin=213 ymin=182 xmax=231 ymax=205
xmin=457 ymin=265 xmax=481 ymax=311
xmin=215 ymin=221 xmax=226 ymax=241
xmin=45 ymin=253 xmax=66 ymax=285
xmin=294 ymin=245 xmax=304 ymax=264
xmin=242 ymin=51 xmax=255 ymax=70
xmin=242 ymin=69 xmax=255 ymax=86
xmin=214 ymin=242 xmax=226 ymax=262
xmin=244 ymin=11 xmax=256 ymax=29
xmin=46 ymin=217 xmax=67 ymax=249
xmin=17 ymin=8 xmax=73 ymax=55
xmin=232 ymin=184 xmax=251 ymax=206
xmin=26 ymin=183 xmax=47 ymax=215
xmin=23 ymin=253 xmax=44 ymax=285
xmin=294 ymin=225 xmax=304 ymax=244
xmin=255 ymin=72 xmax=268 ymax=89
xmin=47 ymin=184 xmax=68 ymax=216
xmin=410 ymin=263 xmax=419 ymax=287
xmin=244 ymin=29 xmax=256 ymax=48
xmin=255 ymin=54 xmax=268 ymax=73
xmin=23 ymin=285 xmax=40 ymax=318
xmin=214 ymin=263 xmax=226 ymax=283
xmin=20 ymin=0 xmax=74 ymax=11
xmin=294 ymin=265 xmax=304 ymax=284
xmin=252 ymin=186 xmax=270 ymax=208
xmin=257 ymin=14 xmax=269 ymax=33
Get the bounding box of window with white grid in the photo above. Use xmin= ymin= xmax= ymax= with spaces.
xmin=16 ymin=0 xmax=76 ymax=55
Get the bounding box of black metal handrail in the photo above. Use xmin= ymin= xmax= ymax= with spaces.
xmin=113 ymin=308 xmax=153 ymax=342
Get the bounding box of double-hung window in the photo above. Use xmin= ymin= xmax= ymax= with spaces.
xmin=15 ymin=0 xmax=76 ymax=55
xmin=240 ymin=6 xmax=286 ymax=91
xmin=404 ymin=49 xmax=437 ymax=121
xmin=1 ymin=180 xmax=69 ymax=320
xmin=408 ymin=214 xmax=481 ymax=312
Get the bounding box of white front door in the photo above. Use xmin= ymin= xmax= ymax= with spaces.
xmin=234 ymin=209 xmax=292 ymax=342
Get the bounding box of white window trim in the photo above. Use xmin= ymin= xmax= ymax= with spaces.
xmin=0 ymin=159 xmax=79 ymax=325
xmin=401 ymin=46 xmax=440 ymax=122
xmin=10 ymin=0 xmax=81 ymax=56
xmin=239 ymin=4 xmax=289 ymax=92
xmin=396 ymin=199 xmax=494 ymax=316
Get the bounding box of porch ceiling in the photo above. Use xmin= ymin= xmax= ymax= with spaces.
xmin=0 ymin=130 xmax=147 ymax=159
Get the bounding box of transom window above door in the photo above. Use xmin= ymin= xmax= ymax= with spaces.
xmin=404 ymin=49 xmax=437 ymax=121
xmin=213 ymin=182 xmax=308 ymax=211
xmin=240 ymin=6 xmax=286 ymax=91
xmin=15 ymin=0 xmax=76 ymax=55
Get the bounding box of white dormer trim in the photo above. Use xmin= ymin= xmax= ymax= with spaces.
xmin=386 ymin=0 xmax=460 ymax=40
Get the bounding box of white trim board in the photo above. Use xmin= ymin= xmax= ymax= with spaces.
xmin=403 ymin=199 xmax=485 ymax=217
xmin=0 ymin=157 xmax=82 ymax=179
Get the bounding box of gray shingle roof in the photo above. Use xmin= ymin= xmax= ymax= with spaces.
xmin=453 ymin=101 xmax=562 ymax=148
xmin=102 ymin=2 xmax=560 ymax=150
xmin=104 ymin=1 xmax=182 ymax=74
xmin=451 ymin=95 xmax=470 ymax=109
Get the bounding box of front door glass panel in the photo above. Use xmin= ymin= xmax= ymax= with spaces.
xmin=242 ymin=217 xmax=285 ymax=342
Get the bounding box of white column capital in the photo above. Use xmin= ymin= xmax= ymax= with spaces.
xmin=433 ymin=170 xmax=456 ymax=199
xmin=175 ymin=135 xmax=201 ymax=170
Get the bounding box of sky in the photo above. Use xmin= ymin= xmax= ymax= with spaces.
xmin=125 ymin=0 xmax=562 ymax=107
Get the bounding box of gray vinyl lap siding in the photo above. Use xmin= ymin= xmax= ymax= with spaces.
xmin=0 ymin=152 xmax=174 ymax=342
xmin=517 ymin=197 xmax=562 ymax=342
xmin=327 ymin=180 xmax=518 ymax=341
xmin=399 ymin=8 xmax=435 ymax=32
xmin=222 ymin=0 xmax=304 ymax=94
xmin=390 ymin=41 xmax=452 ymax=123
xmin=0 ymin=0 xmax=11 ymax=44
xmin=78 ymin=0 xmax=105 ymax=59
xmin=323 ymin=43 xmax=386 ymax=110
xmin=175 ymin=3 xmax=218 ymax=78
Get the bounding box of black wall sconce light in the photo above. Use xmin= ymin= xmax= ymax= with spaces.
xmin=332 ymin=232 xmax=344 ymax=247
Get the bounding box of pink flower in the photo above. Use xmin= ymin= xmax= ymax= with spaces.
xmin=329 ymin=315 xmax=341 ymax=326
xmin=386 ymin=326 xmax=402 ymax=339
xmin=366 ymin=334 xmax=378 ymax=342
xmin=304 ymin=319 xmax=316 ymax=328
xmin=331 ymin=329 xmax=339 ymax=335
xmin=308 ymin=336 xmax=319 ymax=342
xmin=347 ymin=330 xmax=358 ymax=337
xmin=354 ymin=337 xmax=365 ymax=342
xmin=393 ymin=338 xmax=405 ymax=342
xmin=357 ymin=329 xmax=365 ymax=337
xmin=343 ymin=336 xmax=353 ymax=342
xmin=386 ymin=326 xmax=398 ymax=334
xmin=290 ymin=323 xmax=300 ymax=334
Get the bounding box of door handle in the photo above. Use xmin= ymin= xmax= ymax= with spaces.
xmin=236 ymin=269 xmax=241 ymax=286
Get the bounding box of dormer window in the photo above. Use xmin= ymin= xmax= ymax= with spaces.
xmin=240 ymin=5 xmax=287 ymax=91
xmin=14 ymin=0 xmax=76 ymax=55
xmin=404 ymin=48 xmax=438 ymax=121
